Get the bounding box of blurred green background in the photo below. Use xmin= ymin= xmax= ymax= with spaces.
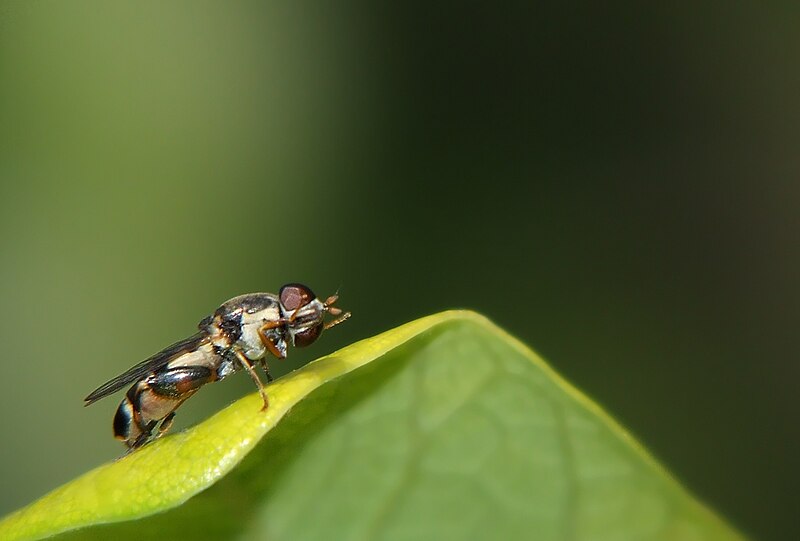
xmin=0 ymin=2 xmax=797 ymax=540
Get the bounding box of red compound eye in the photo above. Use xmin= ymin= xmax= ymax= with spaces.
xmin=293 ymin=323 xmax=322 ymax=347
xmin=279 ymin=283 xmax=316 ymax=311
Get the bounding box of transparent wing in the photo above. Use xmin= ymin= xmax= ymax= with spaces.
xmin=84 ymin=332 xmax=208 ymax=405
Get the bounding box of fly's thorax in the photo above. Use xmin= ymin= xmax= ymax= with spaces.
xmin=208 ymin=292 xmax=286 ymax=360
xmin=239 ymin=304 xmax=285 ymax=360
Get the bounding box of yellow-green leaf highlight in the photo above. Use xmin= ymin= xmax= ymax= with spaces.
xmin=0 ymin=311 xmax=745 ymax=541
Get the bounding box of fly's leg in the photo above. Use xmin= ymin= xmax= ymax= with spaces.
xmin=257 ymin=320 xmax=286 ymax=360
xmin=129 ymin=422 xmax=158 ymax=452
xmin=155 ymin=411 xmax=176 ymax=440
xmin=260 ymin=359 xmax=274 ymax=383
xmin=256 ymin=319 xmax=285 ymax=384
xmin=233 ymin=349 xmax=270 ymax=411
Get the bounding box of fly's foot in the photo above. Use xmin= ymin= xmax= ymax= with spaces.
xmin=259 ymin=389 xmax=270 ymax=412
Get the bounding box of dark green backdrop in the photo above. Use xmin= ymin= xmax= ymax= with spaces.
xmin=0 ymin=3 xmax=796 ymax=540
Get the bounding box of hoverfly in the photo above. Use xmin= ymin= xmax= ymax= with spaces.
xmin=85 ymin=283 xmax=350 ymax=450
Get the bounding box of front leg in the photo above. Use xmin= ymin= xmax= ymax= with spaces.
xmin=256 ymin=320 xmax=287 ymax=384
xmin=233 ymin=349 xmax=270 ymax=411
xmin=257 ymin=320 xmax=286 ymax=359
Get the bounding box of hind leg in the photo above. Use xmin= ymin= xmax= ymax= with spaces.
xmin=154 ymin=411 xmax=177 ymax=440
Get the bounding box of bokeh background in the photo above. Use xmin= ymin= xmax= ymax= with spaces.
xmin=1 ymin=2 xmax=797 ymax=540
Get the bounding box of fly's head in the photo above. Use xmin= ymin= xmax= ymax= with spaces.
xmin=279 ymin=283 xmax=350 ymax=347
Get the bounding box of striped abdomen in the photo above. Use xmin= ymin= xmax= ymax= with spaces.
xmin=113 ymin=343 xmax=233 ymax=449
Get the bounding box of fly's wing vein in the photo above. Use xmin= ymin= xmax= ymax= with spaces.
xmin=83 ymin=332 xmax=208 ymax=405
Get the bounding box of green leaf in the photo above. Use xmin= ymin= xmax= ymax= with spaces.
xmin=0 ymin=311 xmax=744 ymax=541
